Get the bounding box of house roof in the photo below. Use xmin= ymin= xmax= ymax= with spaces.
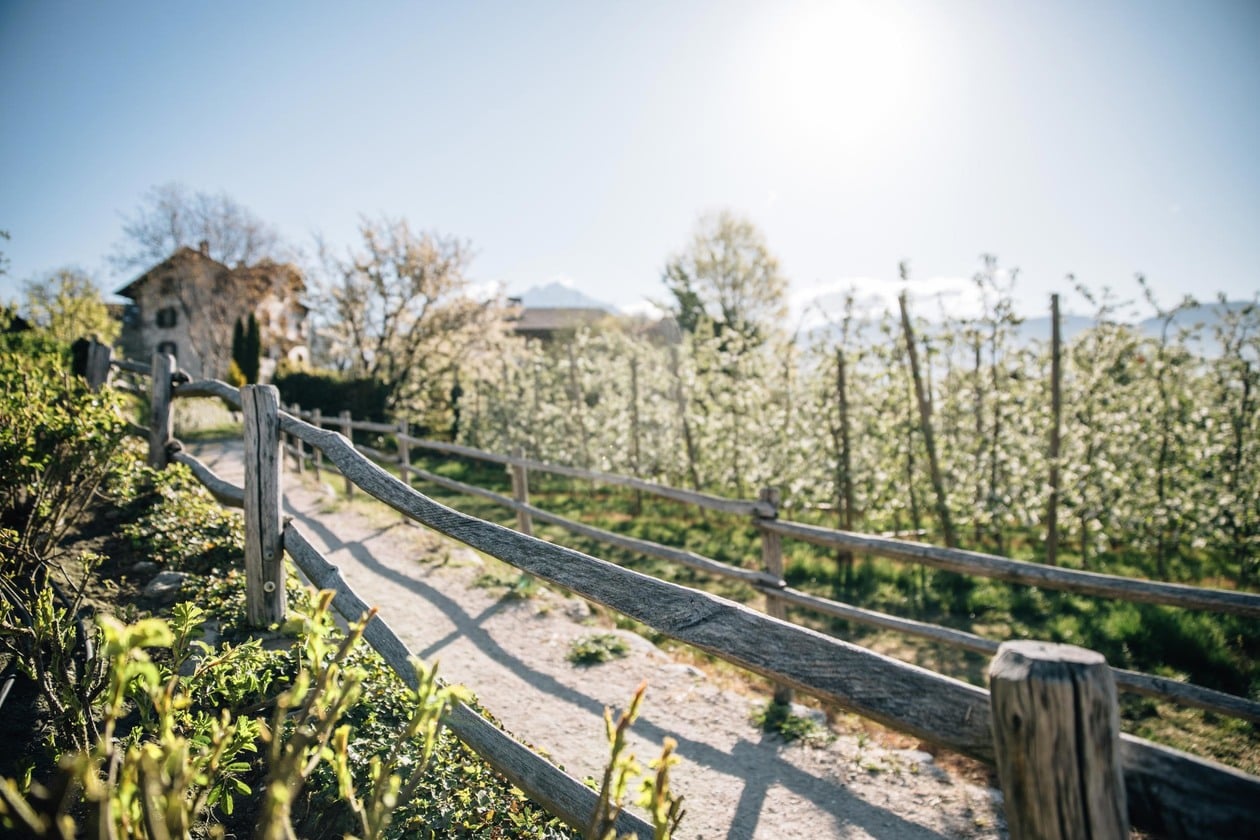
xmin=115 ymin=245 xmax=229 ymax=299
xmin=513 ymin=307 xmax=611 ymax=334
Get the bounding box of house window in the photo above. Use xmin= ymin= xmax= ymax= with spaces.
xmin=157 ymin=341 xmax=178 ymax=359
xmin=156 ymin=307 xmax=178 ymax=328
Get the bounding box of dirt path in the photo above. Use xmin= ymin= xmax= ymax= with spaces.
xmin=187 ymin=441 xmax=1005 ymax=840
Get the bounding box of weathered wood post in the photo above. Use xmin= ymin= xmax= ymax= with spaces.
xmin=397 ymin=419 xmax=411 ymax=486
xmin=510 ymin=448 xmax=533 ymax=536
xmin=1046 ymin=293 xmax=1063 ymax=566
xmin=85 ymin=338 xmax=113 ymax=391
xmin=243 ymin=384 xmax=285 ymax=627
xmin=989 ymin=641 xmax=1128 ymax=840
xmin=292 ymin=403 xmax=304 ymax=475
xmin=311 ymin=408 xmax=323 ymax=483
xmin=148 ymin=350 xmax=175 ymax=469
xmin=898 ymin=288 xmax=957 ymax=548
xmin=758 ymin=486 xmax=793 ymax=706
xmin=339 ymin=410 xmax=354 ymax=498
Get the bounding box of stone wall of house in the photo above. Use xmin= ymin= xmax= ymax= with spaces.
xmin=118 ymin=249 xmax=309 ymax=381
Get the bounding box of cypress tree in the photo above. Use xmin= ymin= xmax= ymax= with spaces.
xmin=244 ymin=313 xmax=261 ymax=384
xmin=231 ymin=317 xmax=245 ymax=377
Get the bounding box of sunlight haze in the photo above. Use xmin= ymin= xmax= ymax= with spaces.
xmin=1 ymin=0 xmax=1256 ymax=321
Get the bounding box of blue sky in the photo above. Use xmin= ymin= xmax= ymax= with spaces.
xmin=1 ymin=0 xmax=1257 ymax=323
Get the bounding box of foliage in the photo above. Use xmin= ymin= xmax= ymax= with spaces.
xmin=662 ymin=210 xmax=788 ymax=346
xmin=314 ymin=216 xmax=514 ymax=428
xmin=588 ymin=681 xmax=684 ymax=840
xmin=751 ymin=701 xmax=831 ymax=746
xmin=568 ymin=633 xmax=630 ymax=666
xmin=0 ymin=549 xmax=109 ymax=752
xmin=273 ymin=367 xmax=390 ymax=424
xmin=332 ymin=658 xmax=469 ymax=840
xmin=0 ymin=340 xmax=130 ymax=563
xmin=120 ymin=464 xmax=244 ymax=572
xmin=109 ymin=181 xmax=286 ymax=273
xmin=21 ymin=267 xmax=121 ymax=345
xmin=231 ymin=314 xmax=262 ymax=384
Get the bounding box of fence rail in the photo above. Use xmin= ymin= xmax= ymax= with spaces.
xmin=297 ymin=404 xmax=1260 ymax=726
xmin=96 ymin=343 xmax=1260 ymax=839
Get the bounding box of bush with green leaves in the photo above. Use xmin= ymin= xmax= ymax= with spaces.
xmin=0 ymin=338 xmax=132 ymax=566
xmin=120 ymin=464 xmax=244 ymax=572
xmin=568 ymin=633 xmax=630 ymax=666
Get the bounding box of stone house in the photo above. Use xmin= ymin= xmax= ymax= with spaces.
xmin=116 ymin=243 xmax=309 ymax=380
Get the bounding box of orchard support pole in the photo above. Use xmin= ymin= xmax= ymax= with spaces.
xmin=898 ymin=288 xmax=957 ymax=547
xmin=510 ymin=448 xmax=534 ymax=536
xmin=1046 ymin=293 xmax=1063 ymax=566
xmin=758 ymin=486 xmax=793 ymax=706
xmin=292 ymin=403 xmax=304 ymax=475
xmin=311 ymin=408 xmax=323 ymax=483
xmin=989 ymin=641 xmax=1128 ymax=840
xmin=339 ymin=410 xmax=354 ymax=498
xmin=397 ymin=419 xmax=411 ymax=486
xmin=243 ymin=384 xmax=285 ymax=627
xmin=148 ymin=351 xmax=175 ymax=469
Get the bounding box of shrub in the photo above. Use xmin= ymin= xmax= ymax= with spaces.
xmin=0 ymin=340 xmax=130 ymax=567
xmin=120 ymin=464 xmax=244 ymax=572
xmin=568 ymin=633 xmax=630 ymax=666
xmin=273 ymin=368 xmax=389 ymax=424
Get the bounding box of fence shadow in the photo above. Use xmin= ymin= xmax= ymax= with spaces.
xmin=281 ymin=489 xmax=959 ymax=840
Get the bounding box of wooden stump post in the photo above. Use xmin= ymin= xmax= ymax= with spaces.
xmin=292 ymin=403 xmax=304 ymax=475
xmin=85 ymin=338 xmax=112 ymax=391
xmin=311 ymin=408 xmax=323 ymax=483
xmin=397 ymin=419 xmax=411 ymax=487
xmin=148 ymin=351 xmax=175 ymax=469
xmin=989 ymin=641 xmax=1128 ymax=840
xmin=339 ymin=410 xmax=354 ymax=498
xmin=243 ymin=384 xmax=285 ymax=627
xmin=510 ymin=448 xmax=533 ymax=536
xmin=758 ymin=486 xmax=793 ymax=705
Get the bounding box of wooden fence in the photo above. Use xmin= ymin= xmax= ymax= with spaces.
xmin=91 ymin=343 xmax=1260 ymax=839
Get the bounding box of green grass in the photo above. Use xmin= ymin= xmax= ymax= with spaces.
xmin=397 ymin=449 xmax=1259 ymax=773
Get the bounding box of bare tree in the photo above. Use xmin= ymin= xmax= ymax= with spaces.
xmin=110 ymin=182 xmax=285 ymax=273
xmin=317 ymin=216 xmax=512 ymax=424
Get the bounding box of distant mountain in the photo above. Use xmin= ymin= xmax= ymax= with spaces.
xmin=806 ymin=300 xmax=1255 ymax=354
xmin=1017 ymin=300 xmax=1254 ymax=347
xmin=514 ymin=282 xmax=612 ymax=310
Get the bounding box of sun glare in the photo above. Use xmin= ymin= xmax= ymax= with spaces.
xmin=752 ymin=2 xmax=925 ymax=161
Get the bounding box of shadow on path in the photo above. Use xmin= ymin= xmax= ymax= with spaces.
xmin=282 ymin=495 xmax=954 ymax=840
xmin=185 ymin=443 xmax=958 ymax=839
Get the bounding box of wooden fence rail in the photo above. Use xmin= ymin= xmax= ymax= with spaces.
xmin=95 ymin=342 xmax=1260 ymax=839
xmin=302 ymin=407 xmax=1260 ymax=725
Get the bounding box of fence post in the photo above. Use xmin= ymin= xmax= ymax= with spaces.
xmin=85 ymin=338 xmax=112 ymax=391
xmin=758 ymin=486 xmax=793 ymax=706
xmin=397 ymin=419 xmax=411 ymax=486
xmin=989 ymin=641 xmax=1128 ymax=840
xmin=339 ymin=410 xmax=354 ymax=498
xmin=148 ymin=351 xmax=175 ymax=469
xmin=292 ymin=403 xmax=304 ymax=475
xmin=311 ymin=408 xmax=323 ymax=483
xmin=510 ymin=448 xmax=533 ymax=536
xmin=243 ymin=384 xmax=285 ymax=627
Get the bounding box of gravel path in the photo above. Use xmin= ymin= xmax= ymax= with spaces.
xmin=187 ymin=441 xmax=1005 ymax=840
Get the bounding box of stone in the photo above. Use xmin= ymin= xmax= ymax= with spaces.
xmin=143 ymin=570 xmax=188 ymax=604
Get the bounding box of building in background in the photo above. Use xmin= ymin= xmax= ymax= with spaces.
xmin=116 ymin=242 xmax=308 ymax=380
